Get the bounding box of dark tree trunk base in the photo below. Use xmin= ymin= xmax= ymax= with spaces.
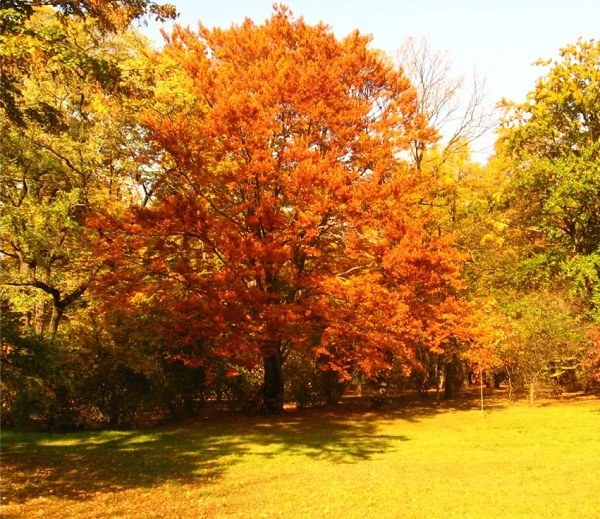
xmin=262 ymin=350 xmax=284 ymax=413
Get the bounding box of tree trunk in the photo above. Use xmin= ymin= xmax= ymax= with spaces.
xmin=34 ymin=301 xmax=46 ymax=335
xmin=50 ymin=305 xmax=63 ymax=337
xmin=528 ymin=377 xmax=536 ymax=407
xmin=435 ymin=356 xmax=443 ymax=403
xmin=479 ymin=364 xmax=484 ymax=412
xmin=263 ymin=345 xmax=284 ymax=413
xmin=505 ymin=367 xmax=514 ymax=404
xmin=444 ymin=357 xmax=455 ymax=399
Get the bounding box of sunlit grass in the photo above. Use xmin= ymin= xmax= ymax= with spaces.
xmin=2 ymin=395 xmax=599 ymax=518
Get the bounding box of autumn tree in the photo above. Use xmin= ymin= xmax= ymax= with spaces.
xmin=0 ymin=8 xmax=159 ymax=335
xmin=497 ymin=39 xmax=600 ymax=316
xmin=495 ymin=292 xmax=589 ymax=405
xmin=395 ymin=37 xmax=497 ymax=397
xmin=397 ymin=35 xmax=493 ymax=173
xmin=105 ymin=7 xmax=476 ymax=413
xmin=0 ymin=6 xmax=179 ymax=426
xmin=0 ymin=0 xmax=176 ymax=126
xmin=482 ymin=39 xmax=600 ymax=400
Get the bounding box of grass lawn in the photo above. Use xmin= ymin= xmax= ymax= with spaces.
xmin=2 ymin=393 xmax=600 ymax=518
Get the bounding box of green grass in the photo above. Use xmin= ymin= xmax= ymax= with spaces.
xmin=2 ymin=394 xmax=600 ymax=518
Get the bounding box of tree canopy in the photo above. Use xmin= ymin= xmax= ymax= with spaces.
xmin=498 ymin=39 xmax=600 ymax=316
xmin=1 ymin=7 xmax=598 ymax=428
xmin=96 ymin=8 xmax=473 ymax=412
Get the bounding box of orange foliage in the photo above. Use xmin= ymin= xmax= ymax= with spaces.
xmin=98 ymin=7 xmax=476 ymax=387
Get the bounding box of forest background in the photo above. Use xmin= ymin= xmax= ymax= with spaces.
xmin=1 ymin=0 xmax=599 ymax=428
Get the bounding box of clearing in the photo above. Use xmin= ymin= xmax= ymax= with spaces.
xmin=2 ymin=393 xmax=599 ymax=518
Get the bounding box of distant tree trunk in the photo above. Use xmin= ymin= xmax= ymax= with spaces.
xmin=528 ymin=376 xmax=537 ymax=407
xmin=505 ymin=366 xmax=515 ymax=404
xmin=435 ymin=355 xmax=443 ymax=403
xmin=479 ymin=364 xmax=484 ymax=412
xmin=263 ymin=343 xmax=284 ymax=413
xmin=444 ymin=356 xmax=456 ymax=399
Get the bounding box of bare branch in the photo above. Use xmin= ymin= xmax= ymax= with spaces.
xmin=397 ymin=36 xmax=496 ymax=167
xmin=336 ymin=265 xmax=368 ymax=278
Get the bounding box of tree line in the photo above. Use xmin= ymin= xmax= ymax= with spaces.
xmin=1 ymin=2 xmax=599 ymax=428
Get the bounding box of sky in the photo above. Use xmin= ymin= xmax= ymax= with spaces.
xmin=140 ymin=0 xmax=599 ymax=159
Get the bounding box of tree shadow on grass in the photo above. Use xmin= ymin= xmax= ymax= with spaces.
xmin=243 ymin=413 xmax=410 ymax=462
xmin=2 ymin=412 xmax=408 ymax=505
xmin=4 ymin=390 xmax=514 ymax=506
xmin=2 ymin=428 xmax=233 ymax=504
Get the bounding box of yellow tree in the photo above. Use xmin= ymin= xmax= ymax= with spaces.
xmin=497 ymin=39 xmax=600 ymax=314
xmin=0 ymin=5 xmax=175 ymax=427
xmin=486 ymin=40 xmax=600 ymax=400
xmin=0 ymin=8 xmax=156 ymax=335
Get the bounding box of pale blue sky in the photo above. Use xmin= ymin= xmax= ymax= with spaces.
xmin=140 ymin=0 xmax=599 ymax=158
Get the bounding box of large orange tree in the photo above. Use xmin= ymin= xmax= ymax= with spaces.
xmin=107 ymin=7 xmax=472 ymax=411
